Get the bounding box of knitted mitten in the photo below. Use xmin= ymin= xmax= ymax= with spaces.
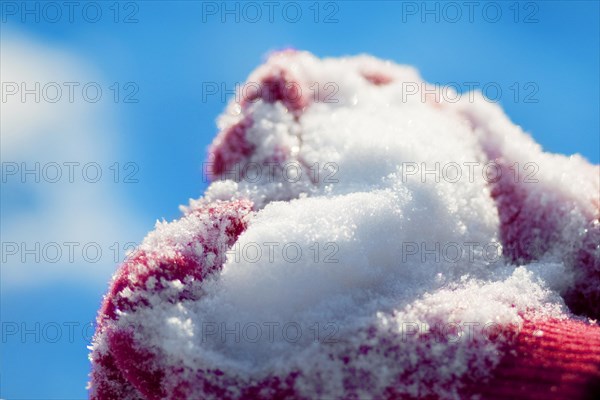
xmin=89 ymin=51 xmax=600 ymax=400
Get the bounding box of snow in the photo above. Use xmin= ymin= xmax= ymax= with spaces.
xmin=91 ymin=51 xmax=598 ymax=399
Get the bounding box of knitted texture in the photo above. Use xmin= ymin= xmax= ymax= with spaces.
xmin=89 ymin=51 xmax=599 ymax=400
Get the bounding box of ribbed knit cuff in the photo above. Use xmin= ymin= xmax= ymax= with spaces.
xmin=468 ymin=319 xmax=600 ymax=400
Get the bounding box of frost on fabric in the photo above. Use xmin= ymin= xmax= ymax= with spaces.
xmin=452 ymin=95 xmax=600 ymax=318
xmin=90 ymin=51 xmax=599 ymax=399
xmin=89 ymin=199 xmax=253 ymax=399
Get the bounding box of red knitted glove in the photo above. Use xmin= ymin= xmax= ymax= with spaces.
xmin=89 ymin=51 xmax=599 ymax=400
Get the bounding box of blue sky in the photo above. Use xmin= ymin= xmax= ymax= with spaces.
xmin=1 ymin=1 xmax=599 ymax=398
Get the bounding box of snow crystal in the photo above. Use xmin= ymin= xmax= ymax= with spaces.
xmin=92 ymin=51 xmax=598 ymax=399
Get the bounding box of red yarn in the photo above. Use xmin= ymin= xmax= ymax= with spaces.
xmin=89 ymin=53 xmax=600 ymax=399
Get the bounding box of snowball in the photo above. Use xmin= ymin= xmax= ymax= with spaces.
xmin=93 ymin=51 xmax=597 ymax=399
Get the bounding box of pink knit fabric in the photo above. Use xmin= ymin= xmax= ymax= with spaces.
xmin=89 ymin=51 xmax=600 ymax=400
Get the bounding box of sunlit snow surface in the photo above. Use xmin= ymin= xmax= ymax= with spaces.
xmin=90 ymin=51 xmax=599 ymax=399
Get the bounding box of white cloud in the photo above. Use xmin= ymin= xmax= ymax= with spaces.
xmin=1 ymin=31 xmax=145 ymax=287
